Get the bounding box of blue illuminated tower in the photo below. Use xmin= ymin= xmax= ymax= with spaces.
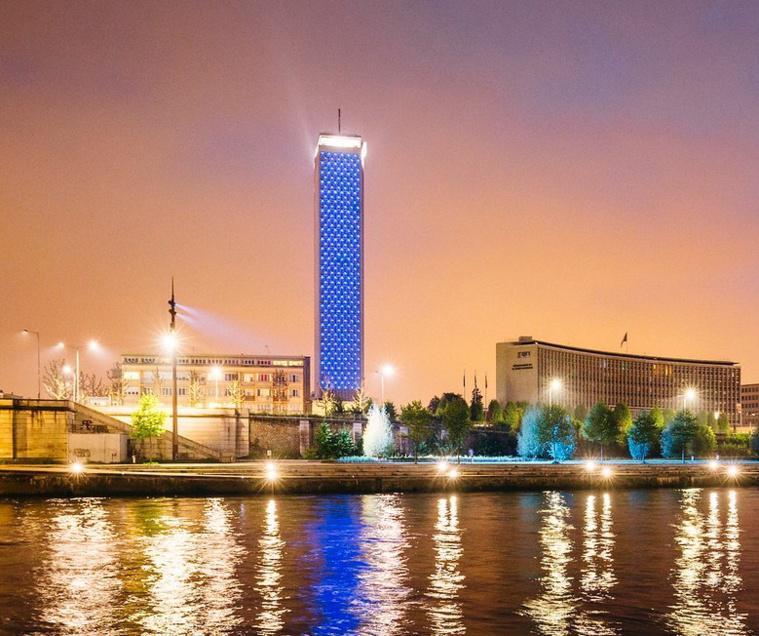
xmin=314 ymin=133 xmax=366 ymax=400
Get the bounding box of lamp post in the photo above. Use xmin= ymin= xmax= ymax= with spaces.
xmin=548 ymin=378 xmax=563 ymax=407
xmin=168 ymin=278 xmax=178 ymax=461
xmin=376 ymin=364 xmax=395 ymax=405
xmin=56 ymin=339 xmax=100 ymax=403
xmin=22 ymin=329 xmax=41 ymax=400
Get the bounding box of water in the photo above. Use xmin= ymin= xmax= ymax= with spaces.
xmin=0 ymin=489 xmax=757 ymax=635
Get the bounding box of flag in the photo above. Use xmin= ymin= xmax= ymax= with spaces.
xmin=474 ymin=371 xmax=478 ymax=390
xmin=485 ymin=374 xmax=488 ymax=390
xmin=463 ymin=370 xmax=466 ymax=390
xmin=620 ymin=332 xmax=628 ymax=348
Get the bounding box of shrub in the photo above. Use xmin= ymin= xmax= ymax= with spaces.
xmin=517 ymin=406 xmax=543 ymax=459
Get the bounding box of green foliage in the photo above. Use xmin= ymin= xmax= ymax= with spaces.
xmin=441 ymin=396 xmax=471 ymax=460
xmin=486 ymin=399 xmax=504 ymax=424
xmin=383 ymin=401 xmax=397 ymax=421
xmin=470 ymin=387 xmax=484 ymax=421
xmin=574 ymin=404 xmax=588 ymax=422
xmin=627 ymin=410 xmax=661 ymax=462
xmin=130 ymin=393 xmax=166 ymax=441
xmin=693 ymin=422 xmax=716 ymax=456
xmin=661 ymin=410 xmax=698 ymax=461
xmin=400 ymin=400 xmax=432 ymax=462
xmin=314 ymin=422 xmax=356 ymax=459
xmin=435 ymin=392 xmax=464 ymax=416
xmin=538 ymin=405 xmax=576 ymax=462
xmin=350 ymin=386 xmax=370 ymax=415
xmin=611 ymin=403 xmax=632 ymax=441
xmin=582 ymin=402 xmax=612 ymax=454
xmin=470 ymin=430 xmax=517 ymax=456
xmin=503 ymin=401 xmax=526 ymax=431
xmin=717 ymin=412 xmax=730 ymax=433
xmin=517 ymin=405 xmax=543 ymax=459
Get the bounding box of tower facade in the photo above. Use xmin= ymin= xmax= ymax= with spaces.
xmin=314 ymin=133 xmax=366 ymax=400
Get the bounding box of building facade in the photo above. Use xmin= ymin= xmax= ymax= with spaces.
xmin=496 ymin=337 xmax=741 ymax=428
xmin=741 ymin=383 xmax=759 ymax=429
xmin=314 ymin=133 xmax=366 ymax=400
xmin=120 ymin=354 xmax=311 ymax=415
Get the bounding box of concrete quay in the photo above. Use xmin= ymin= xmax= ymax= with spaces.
xmin=0 ymin=460 xmax=757 ymax=497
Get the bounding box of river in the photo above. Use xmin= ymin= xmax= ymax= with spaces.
xmin=0 ymin=489 xmax=757 ymax=635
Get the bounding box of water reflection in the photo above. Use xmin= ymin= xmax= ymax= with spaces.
xmin=352 ymin=494 xmax=412 ymax=635
xmin=522 ymin=491 xmax=575 ymax=636
xmin=425 ymin=495 xmax=465 ymax=636
xmin=138 ymin=498 xmax=244 ymax=635
xmin=36 ymin=499 xmax=119 ymax=635
xmin=668 ymin=489 xmax=748 ymax=636
xmin=576 ymin=493 xmax=618 ymax=635
xmin=255 ymin=499 xmax=287 ymax=634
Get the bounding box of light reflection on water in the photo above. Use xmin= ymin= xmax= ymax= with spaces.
xmin=36 ymin=499 xmax=120 ymax=635
xmin=668 ymin=489 xmax=748 ymax=636
xmin=3 ymin=489 xmax=759 ymax=634
xmin=425 ymin=495 xmax=465 ymax=635
xmin=255 ymin=499 xmax=287 ymax=634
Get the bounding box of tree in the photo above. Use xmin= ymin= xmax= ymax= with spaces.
xmin=627 ymin=410 xmax=661 ymax=462
xmin=130 ymin=393 xmax=166 ymax=460
xmin=503 ymin=401 xmax=525 ymax=431
xmin=351 ymin=386 xmax=369 ymax=415
xmin=400 ymin=401 xmax=432 ymax=463
xmin=470 ymin=386 xmax=484 ymax=422
xmin=428 ymin=396 xmax=441 ymax=414
xmin=517 ymin=405 xmax=543 ymax=459
xmin=538 ymin=405 xmax=576 ymax=462
xmin=486 ymin=399 xmax=503 ymax=424
xmin=441 ymin=396 xmax=471 ymax=462
xmin=188 ymin=370 xmax=203 ymax=407
xmin=436 ymin=392 xmax=464 ymax=416
xmin=151 ymin=366 xmax=163 ymax=401
xmin=107 ymin=362 xmax=128 ymax=406
xmin=574 ymin=404 xmax=589 ymax=422
xmin=661 ymin=410 xmax=698 ymax=462
xmin=383 ymin=401 xmax=397 ymax=421
xmin=717 ymin=412 xmax=730 ymax=434
xmin=363 ymin=404 xmax=394 ymax=457
xmin=582 ymin=402 xmax=614 ymax=459
xmin=610 ymin=403 xmax=632 ymax=443
xmin=314 ymin=423 xmax=356 ymax=459
xmin=322 ymin=388 xmax=339 ymax=417
xmin=79 ymin=372 xmax=108 ymax=402
xmin=693 ymin=420 xmax=717 ymax=456
xmin=226 ymin=380 xmax=246 ymax=410
xmin=43 ymin=358 xmax=72 ymax=400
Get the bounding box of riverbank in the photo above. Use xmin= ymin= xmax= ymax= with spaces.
xmin=0 ymin=460 xmax=756 ymax=497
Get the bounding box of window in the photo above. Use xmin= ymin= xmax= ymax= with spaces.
xmin=243 ymin=374 xmax=255 ymax=383
xmin=177 ymin=387 xmax=187 ymax=396
xmin=290 ymin=374 xmax=299 ymax=383
xmin=290 ymin=389 xmax=299 ymax=397
xmin=225 ymin=373 xmax=238 ymax=382
xmin=123 ymin=371 xmax=140 ymax=380
xmin=257 ymin=388 xmax=270 ymax=397
xmin=259 ymin=373 xmax=270 ymax=382
xmin=161 ymin=387 xmax=172 ymax=397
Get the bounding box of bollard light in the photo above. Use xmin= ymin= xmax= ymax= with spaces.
xmin=726 ymin=465 xmax=739 ymax=479
xmin=70 ymin=461 xmax=84 ymax=474
xmin=264 ymin=461 xmax=278 ymax=481
xmin=447 ymin=468 xmax=458 ymax=479
xmin=708 ymin=459 xmax=720 ymax=471
xmin=437 ymin=459 xmax=449 ymax=473
xmin=585 ymin=460 xmax=597 ymax=472
xmin=600 ymin=466 xmax=613 ymax=479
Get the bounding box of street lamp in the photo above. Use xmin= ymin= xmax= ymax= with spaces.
xmin=209 ymin=366 xmax=223 ymax=405
xmin=548 ymin=378 xmax=563 ymax=406
xmin=22 ymin=329 xmax=41 ymax=400
xmin=168 ymin=279 xmax=179 ymax=461
xmin=683 ymin=387 xmax=697 ymax=411
xmin=376 ymin=363 xmax=395 ymax=404
xmin=56 ymin=339 xmax=100 ymax=403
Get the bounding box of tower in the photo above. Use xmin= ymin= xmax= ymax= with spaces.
xmin=314 ymin=132 xmax=367 ymax=400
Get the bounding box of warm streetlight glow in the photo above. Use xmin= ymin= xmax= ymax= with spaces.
xmin=380 ymin=363 xmax=395 ymax=377
xmin=264 ymin=461 xmax=278 ymax=481
xmin=600 ymin=466 xmax=613 ymax=479
xmin=683 ymin=387 xmax=697 ymax=408
xmin=62 ymin=364 xmax=73 ymax=375
xmin=87 ymin=339 xmax=100 ymax=352
xmin=56 ymin=341 xmax=65 ymax=349
xmin=161 ymin=331 xmax=178 ymax=352
xmin=549 ymin=378 xmax=562 ymax=392
xmin=209 ymin=366 xmax=223 ymax=380
xmin=708 ymin=459 xmax=720 ymax=471
xmin=726 ymin=465 xmax=739 ymax=478
xmin=447 ymin=468 xmax=458 ymax=479
xmin=437 ymin=459 xmax=449 ymax=473
xmin=584 ymin=459 xmax=597 ymax=472
xmin=70 ymin=461 xmax=84 ymax=474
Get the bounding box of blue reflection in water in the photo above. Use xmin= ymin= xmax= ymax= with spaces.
xmin=305 ymin=497 xmax=365 ymax=635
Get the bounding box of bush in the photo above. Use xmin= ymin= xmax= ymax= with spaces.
xmin=470 ymin=430 xmax=517 ymax=456
xmin=314 ymin=423 xmax=356 ymax=459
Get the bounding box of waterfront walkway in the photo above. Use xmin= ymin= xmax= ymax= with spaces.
xmin=0 ymin=459 xmax=757 ymax=497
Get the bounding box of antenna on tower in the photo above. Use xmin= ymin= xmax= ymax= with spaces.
xmin=338 ymin=108 xmax=341 ymax=134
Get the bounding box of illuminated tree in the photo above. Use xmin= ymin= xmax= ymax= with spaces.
xmin=517 ymin=405 xmax=543 ymax=459
xmin=486 ymin=399 xmax=503 ymax=424
xmin=226 ymin=380 xmax=245 ymax=410
xmin=539 ymin=405 xmax=576 ymax=462
xmin=188 ymin=370 xmax=203 ymax=407
xmin=503 ymin=401 xmax=526 ymax=431
xmin=627 ymin=410 xmax=661 ymax=462
xmin=400 ymin=400 xmax=432 ymax=463
xmin=350 ymin=385 xmax=369 ymax=415
xmin=582 ymin=402 xmax=617 ymax=459
xmin=661 ymin=410 xmax=698 ymax=462
xmin=43 ymin=358 xmax=72 ymax=400
xmin=130 ymin=393 xmax=166 ymax=460
xmin=107 ymin=362 xmax=127 ymax=406
xmin=441 ymin=396 xmax=471 ymax=462
xmin=470 ymin=386 xmax=484 ymax=422
xmin=363 ymin=403 xmax=394 ymax=458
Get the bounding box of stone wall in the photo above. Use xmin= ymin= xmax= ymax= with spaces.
xmin=0 ymin=399 xmax=70 ymax=461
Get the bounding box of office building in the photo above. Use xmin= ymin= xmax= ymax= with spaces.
xmin=314 ymin=133 xmax=366 ymax=400
xmin=120 ymin=353 xmax=310 ymax=415
xmin=741 ymin=383 xmax=759 ymax=429
xmin=496 ymin=337 xmax=741 ymax=428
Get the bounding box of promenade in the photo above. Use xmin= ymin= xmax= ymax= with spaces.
xmin=0 ymin=460 xmax=756 ymax=497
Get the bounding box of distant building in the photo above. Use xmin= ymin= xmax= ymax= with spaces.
xmin=314 ymin=132 xmax=366 ymax=400
xmin=120 ymin=354 xmax=310 ymax=415
xmin=741 ymin=383 xmax=759 ymax=429
xmin=496 ymin=337 xmax=741 ymax=428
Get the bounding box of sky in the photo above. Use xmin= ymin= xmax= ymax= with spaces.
xmin=1 ymin=0 xmax=758 ymax=406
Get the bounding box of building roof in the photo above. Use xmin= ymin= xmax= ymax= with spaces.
xmin=503 ymin=338 xmax=739 ymax=367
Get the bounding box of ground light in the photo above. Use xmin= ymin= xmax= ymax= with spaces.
xmin=437 ymin=459 xmax=449 ymax=473
xmin=264 ymin=461 xmax=278 ymax=481
xmin=708 ymin=459 xmax=720 ymax=470
xmin=70 ymin=461 xmax=84 ymax=474
xmin=447 ymin=468 xmax=458 ymax=479
xmin=600 ymin=466 xmax=613 ymax=479
xmin=584 ymin=460 xmax=597 ymax=472
xmin=726 ymin=465 xmax=739 ymax=479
